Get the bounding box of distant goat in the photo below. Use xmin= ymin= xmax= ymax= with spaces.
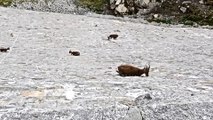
xmin=108 ymin=34 xmax=118 ymax=40
xmin=69 ymin=50 xmax=80 ymax=56
xmin=0 ymin=47 xmax=10 ymax=52
xmin=117 ymin=64 xmax=150 ymax=77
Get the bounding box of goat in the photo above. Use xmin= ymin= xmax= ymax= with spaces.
xmin=0 ymin=47 xmax=10 ymax=52
xmin=117 ymin=64 xmax=150 ymax=77
xmin=108 ymin=34 xmax=118 ymax=40
xmin=69 ymin=50 xmax=80 ymax=56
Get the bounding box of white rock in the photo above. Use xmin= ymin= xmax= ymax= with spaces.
xmin=110 ymin=0 xmax=115 ymax=4
xmin=115 ymin=4 xmax=128 ymax=13
xmin=115 ymin=0 xmax=123 ymax=5
xmin=199 ymin=0 xmax=204 ymax=4
xmin=180 ymin=7 xmax=187 ymax=13
xmin=141 ymin=0 xmax=151 ymax=5
xmin=153 ymin=14 xmax=159 ymax=18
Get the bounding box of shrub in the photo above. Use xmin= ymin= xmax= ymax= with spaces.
xmin=74 ymin=0 xmax=108 ymax=13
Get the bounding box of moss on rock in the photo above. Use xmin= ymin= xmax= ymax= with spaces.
xmin=146 ymin=0 xmax=213 ymax=26
xmin=0 ymin=0 xmax=12 ymax=7
xmin=75 ymin=0 xmax=107 ymax=13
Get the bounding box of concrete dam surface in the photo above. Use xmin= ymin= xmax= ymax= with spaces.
xmin=0 ymin=7 xmax=213 ymax=120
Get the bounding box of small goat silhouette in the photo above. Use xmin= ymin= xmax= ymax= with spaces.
xmin=108 ymin=34 xmax=118 ymax=40
xmin=69 ymin=50 xmax=80 ymax=56
xmin=0 ymin=47 xmax=10 ymax=52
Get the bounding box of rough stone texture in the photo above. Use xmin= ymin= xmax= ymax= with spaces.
xmin=180 ymin=7 xmax=187 ymax=13
xmin=10 ymin=0 xmax=89 ymax=15
xmin=116 ymin=4 xmax=128 ymax=13
xmin=108 ymin=0 xmax=162 ymax=15
xmin=144 ymin=0 xmax=213 ymax=26
xmin=0 ymin=7 xmax=213 ymax=119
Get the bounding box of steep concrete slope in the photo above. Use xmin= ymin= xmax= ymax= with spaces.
xmin=0 ymin=7 xmax=213 ymax=120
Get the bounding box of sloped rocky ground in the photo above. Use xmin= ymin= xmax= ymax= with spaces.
xmin=0 ymin=7 xmax=213 ymax=120
xmin=10 ymin=0 xmax=89 ymax=15
xmin=146 ymin=0 xmax=213 ymax=26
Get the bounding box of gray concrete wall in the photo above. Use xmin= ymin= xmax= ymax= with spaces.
xmin=0 ymin=7 xmax=213 ymax=120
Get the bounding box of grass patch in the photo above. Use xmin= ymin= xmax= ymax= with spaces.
xmin=74 ymin=0 xmax=107 ymax=13
xmin=151 ymin=18 xmax=172 ymax=24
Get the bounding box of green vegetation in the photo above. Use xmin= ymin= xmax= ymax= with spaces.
xmin=0 ymin=0 xmax=108 ymax=13
xmin=180 ymin=4 xmax=213 ymax=26
xmin=0 ymin=0 xmax=12 ymax=7
xmin=148 ymin=18 xmax=172 ymax=24
xmin=16 ymin=0 xmax=38 ymax=4
xmin=147 ymin=0 xmax=213 ymax=26
xmin=0 ymin=0 xmax=55 ymax=7
xmin=74 ymin=0 xmax=107 ymax=13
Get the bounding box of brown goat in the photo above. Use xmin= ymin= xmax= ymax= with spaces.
xmin=117 ymin=64 xmax=150 ymax=77
xmin=108 ymin=34 xmax=118 ymax=40
xmin=0 ymin=47 xmax=10 ymax=52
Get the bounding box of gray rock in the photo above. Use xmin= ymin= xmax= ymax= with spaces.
xmin=199 ymin=0 xmax=204 ymax=4
xmin=139 ymin=0 xmax=152 ymax=5
xmin=137 ymin=8 xmax=151 ymax=15
xmin=115 ymin=4 xmax=128 ymax=13
xmin=182 ymin=1 xmax=192 ymax=4
xmin=115 ymin=0 xmax=123 ymax=5
xmin=110 ymin=0 xmax=115 ymax=4
xmin=180 ymin=6 xmax=187 ymax=13
xmin=144 ymin=94 xmax=152 ymax=100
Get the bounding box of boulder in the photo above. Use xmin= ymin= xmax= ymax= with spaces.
xmin=108 ymin=0 xmax=159 ymax=16
xmin=115 ymin=4 xmax=128 ymax=13
xmin=180 ymin=6 xmax=187 ymax=13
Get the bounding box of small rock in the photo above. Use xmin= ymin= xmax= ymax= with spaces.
xmin=115 ymin=0 xmax=122 ymax=5
xmin=115 ymin=4 xmax=128 ymax=13
xmin=110 ymin=4 xmax=116 ymax=10
xmin=144 ymin=93 xmax=152 ymax=100
xmin=137 ymin=9 xmax=150 ymax=15
xmin=182 ymin=1 xmax=192 ymax=4
xmin=180 ymin=7 xmax=187 ymax=13
xmin=114 ymin=30 xmax=120 ymax=32
xmin=199 ymin=0 xmax=204 ymax=4
xmin=110 ymin=0 xmax=115 ymax=4
xmin=153 ymin=14 xmax=159 ymax=19
xmin=10 ymin=33 xmax=14 ymax=37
